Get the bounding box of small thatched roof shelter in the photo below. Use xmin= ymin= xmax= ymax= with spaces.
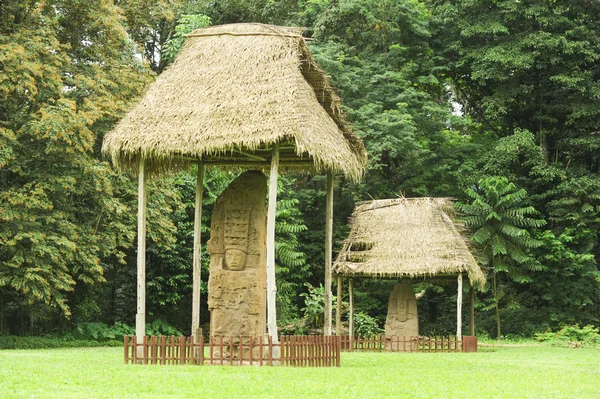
xmin=333 ymin=197 xmax=485 ymax=287
xmin=102 ymin=23 xmax=366 ymax=181
xmin=332 ymin=198 xmax=485 ymax=338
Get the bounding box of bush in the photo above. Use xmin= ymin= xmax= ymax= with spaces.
xmin=534 ymin=324 xmax=600 ymax=347
xmin=354 ymin=312 xmax=383 ymax=337
xmin=69 ymin=320 xmax=180 ymax=342
xmin=0 ymin=336 xmax=121 ymax=350
xmin=0 ymin=320 xmax=185 ymax=349
xmin=300 ymin=283 xmax=325 ymax=329
xmin=278 ymin=319 xmax=309 ymax=336
xmin=71 ymin=322 xmax=130 ymax=341
xmin=145 ymin=319 xmax=182 ymax=337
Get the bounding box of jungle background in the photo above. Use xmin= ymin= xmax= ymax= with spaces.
xmin=1 ymin=0 xmax=599 ymax=341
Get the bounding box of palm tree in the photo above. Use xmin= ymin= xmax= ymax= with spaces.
xmin=456 ymin=176 xmax=546 ymax=339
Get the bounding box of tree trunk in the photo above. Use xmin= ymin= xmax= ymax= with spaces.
xmin=469 ymin=286 xmax=475 ymax=336
xmin=0 ymin=290 xmax=4 ymax=334
xmin=540 ymin=133 xmax=549 ymax=165
xmin=493 ymin=268 xmax=501 ymax=340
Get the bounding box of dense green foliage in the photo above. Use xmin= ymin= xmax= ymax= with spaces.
xmin=457 ymin=176 xmax=546 ymax=338
xmin=0 ymin=0 xmax=153 ymax=319
xmin=0 ymin=336 xmax=121 ymax=350
xmin=1 ymin=0 xmax=599 ymax=340
xmin=534 ymin=324 xmax=600 ymax=348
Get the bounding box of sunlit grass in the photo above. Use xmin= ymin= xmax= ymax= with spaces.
xmin=1 ymin=345 xmax=599 ymax=398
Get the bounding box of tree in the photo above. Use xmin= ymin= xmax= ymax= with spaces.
xmin=0 ymin=0 xmax=153 ymax=320
xmin=456 ymin=176 xmax=546 ymax=339
xmin=309 ymin=0 xmax=478 ymax=199
xmin=274 ymin=177 xmax=309 ymax=323
xmin=432 ymin=0 xmax=600 ymax=163
xmin=161 ymin=14 xmax=211 ymax=64
xmin=529 ymin=175 xmax=600 ymax=327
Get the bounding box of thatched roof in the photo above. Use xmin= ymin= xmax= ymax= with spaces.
xmin=102 ymin=23 xmax=366 ymax=181
xmin=333 ymin=198 xmax=486 ymax=288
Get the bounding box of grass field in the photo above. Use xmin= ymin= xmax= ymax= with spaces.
xmin=1 ymin=345 xmax=599 ymax=398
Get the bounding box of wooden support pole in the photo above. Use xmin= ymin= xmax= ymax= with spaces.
xmin=191 ymin=162 xmax=204 ymax=339
xmin=136 ymin=158 xmax=147 ymax=357
xmin=266 ymin=144 xmax=279 ymax=343
xmin=324 ymin=171 xmax=334 ymax=336
xmin=470 ymin=285 xmax=475 ymax=336
xmin=349 ymin=278 xmax=354 ymax=339
xmin=457 ymin=273 xmax=463 ymax=340
xmin=336 ymin=275 xmax=342 ymax=336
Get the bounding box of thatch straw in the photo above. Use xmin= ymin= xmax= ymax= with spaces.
xmin=102 ymin=23 xmax=366 ymax=181
xmin=333 ymin=198 xmax=486 ymax=288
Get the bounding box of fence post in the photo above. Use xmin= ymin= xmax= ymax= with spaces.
xmin=268 ymin=335 xmax=273 ymax=366
xmin=160 ymin=336 xmax=166 ymax=365
xmin=199 ymin=336 xmax=204 ymax=365
xmin=143 ymin=336 xmax=149 ymax=364
xmin=179 ymin=336 xmax=185 ymax=365
xmin=259 ymin=336 xmax=264 ymax=366
xmin=208 ymin=336 xmax=213 ymax=365
xmin=124 ymin=336 xmax=129 ymax=364
xmin=336 ymin=335 xmax=341 ymax=367
xmin=229 ymin=336 xmax=234 ymax=366
xmin=132 ymin=336 xmax=138 ymax=364
xmin=219 ymin=336 xmax=224 ymax=365
xmin=150 ymin=336 xmax=156 ymax=364
xmin=193 ymin=332 xmax=201 ymax=364
xmin=249 ymin=336 xmax=254 ymax=365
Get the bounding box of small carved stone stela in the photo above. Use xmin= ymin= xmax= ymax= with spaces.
xmin=385 ymin=282 xmax=419 ymax=341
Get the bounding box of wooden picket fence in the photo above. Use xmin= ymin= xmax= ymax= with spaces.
xmin=124 ymin=335 xmax=341 ymax=367
xmin=340 ymin=335 xmax=468 ymax=352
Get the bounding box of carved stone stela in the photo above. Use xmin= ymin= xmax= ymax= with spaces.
xmin=385 ymin=282 xmax=419 ymax=348
xmin=207 ymin=171 xmax=267 ymax=358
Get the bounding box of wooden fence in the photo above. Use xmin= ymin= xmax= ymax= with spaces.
xmin=124 ymin=335 xmax=341 ymax=367
xmin=340 ymin=335 xmax=466 ymax=352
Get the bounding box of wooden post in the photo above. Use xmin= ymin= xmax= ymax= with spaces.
xmin=470 ymin=284 xmax=475 ymax=336
xmin=457 ymin=273 xmax=463 ymax=340
xmin=349 ymin=278 xmax=354 ymax=340
xmin=324 ymin=171 xmax=334 ymax=336
xmin=266 ymin=144 xmax=279 ymax=343
xmin=136 ymin=158 xmax=147 ymax=358
xmin=191 ymin=162 xmax=204 ymax=339
xmin=336 ymin=275 xmax=342 ymax=336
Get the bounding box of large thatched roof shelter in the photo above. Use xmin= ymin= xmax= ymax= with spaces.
xmin=332 ymin=197 xmax=485 ymax=339
xmin=103 ymin=23 xmax=365 ymax=348
xmin=102 ymin=23 xmax=366 ymax=181
xmin=333 ymin=197 xmax=485 ymax=287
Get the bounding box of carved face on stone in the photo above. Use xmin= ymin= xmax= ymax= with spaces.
xmin=225 ymin=248 xmax=247 ymax=271
xmin=397 ymin=299 xmax=409 ymax=322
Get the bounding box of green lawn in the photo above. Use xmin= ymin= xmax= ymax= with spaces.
xmin=1 ymin=346 xmax=599 ymax=398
